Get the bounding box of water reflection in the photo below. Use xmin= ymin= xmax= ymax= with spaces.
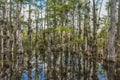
xmin=21 ymin=58 xmax=109 ymax=80
xmin=21 ymin=65 xmax=46 ymax=80
xmin=103 ymin=61 xmax=120 ymax=80
xmin=1 ymin=53 xmax=120 ymax=80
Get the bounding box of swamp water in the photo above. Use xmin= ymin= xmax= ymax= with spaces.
xmin=0 ymin=52 xmax=120 ymax=80
xmin=20 ymin=57 xmax=120 ymax=80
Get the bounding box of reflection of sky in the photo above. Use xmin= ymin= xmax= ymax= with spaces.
xmin=21 ymin=65 xmax=46 ymax=80
xmin=21 ymin=60 xmax=108 ymax=80
xmin=97 ymin=64 xmax=108 ymax=80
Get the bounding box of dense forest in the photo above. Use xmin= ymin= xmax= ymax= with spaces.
xmin=0 ymin=0 xmax=120 ymax=80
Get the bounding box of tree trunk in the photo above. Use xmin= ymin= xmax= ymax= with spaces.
xmin=77 ymin=0 xmax=82 ymax=38
xmin=14 ymin=0 xmax=23 ymax=79
xmin=116 ymin=0 xmax=120 ymax=59
xmin=107 ymin=0 xmax=116 ymax=61
xmin=84 ymin=0 xmax=90 ymax=53
xmin=117 ymin=0 xmax=120 ymax=41
xmin=35 ymin=9 xmax=39 ymax=80
xmin=92 ymin=0 xmax=97 ymax=55
xmin=28 ymin=2 xmax=32 ymax=80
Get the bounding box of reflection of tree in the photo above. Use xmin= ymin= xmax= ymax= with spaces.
xmin=92 ymin=59 xmax=99 ymax=80
xmin=83 ymin=58 xmax=95 ymax=80
xmin=103 ymin=62 xmax=116 ymax=80
xmin=116 ymin=63 xmax=120 ymax=79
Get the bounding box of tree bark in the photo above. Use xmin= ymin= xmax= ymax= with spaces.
xmin=117 ymin=0 xmax=120 ymax=41
xmin=84 ymin=0 xmax=90 ymax=52
xmin=92 ymin=0 xmax=97 ymax=55
xmin=107 ymin=0 xmax=116 ymax=61
xmin=116 ymin=0 xmax=120 ymax=59
xmin=28 ymin=2 xmax=32 ymax=80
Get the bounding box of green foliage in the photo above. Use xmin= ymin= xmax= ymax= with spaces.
xmin=44 ymin=26 xmax=74 ymax=34
xmin=0 ymin=0 xmax=5 ymax=4
xmin=23 ymin=30 xmax=28 ymax=40
xmin=20 ymin=15 xmax=28 ymax=26
xmin=55 ymin=26 xmax=74 ymax=33
xmin=21 ymin=21 xmax=28 ymax=26
xmin=26 ymin=9 xmax=35 ymax=13
xmin=97 ymin=18 xmax=109 ymax=39
xmin=45 ymin=27 xmax=55 ymax=33
xmin=74 ymin=37 xmax=85 ymax=45
xmin=97 ymin=18 xmax=109 ymax=50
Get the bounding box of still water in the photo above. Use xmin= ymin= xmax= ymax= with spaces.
xmin=20 ymin=58 xmax=120 ymax=80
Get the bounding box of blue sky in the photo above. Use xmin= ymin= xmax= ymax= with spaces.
xmin=35 ymin=0 xmax=45 ymax=9
xmin=27 ymin=0 xmax=108 ymax=18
